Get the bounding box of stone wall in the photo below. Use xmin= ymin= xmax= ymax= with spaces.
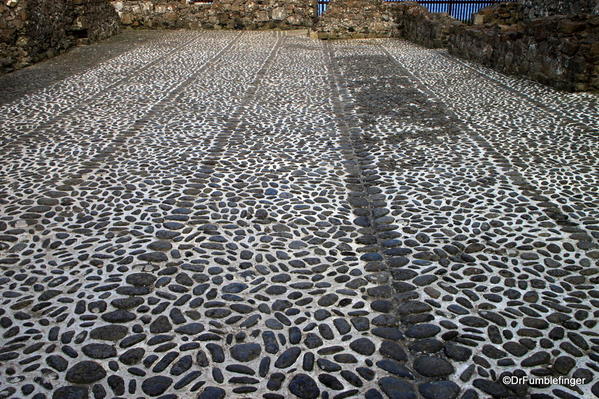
xmin=519 ymin=0 xmax=599 ymax=18
xmin=111 ymin=0 xmax=317 ymax=30
xmin=312 ymin=0 xmax=598 ymax=92
xmin=380 ymin=2 xmax=598 ymax=92
xmin=389 ymin=2 xmax=460 ymax=48
xmin=0 ymin=0 xmax=120 ymax=74
xmin=312 ymin=1 xmax=459 ymax=46
xmin=1 ymin=1 xmax=30 ymax=72
xmin=74 ymin=0 xmax=122 ymax=41
xmin=311 ymin=0 xmax=397 ymax=39
xmin=473 ymin=2 xmax=526 ymax=25
xmin=448 ymin=14 xmax=599 ymax=92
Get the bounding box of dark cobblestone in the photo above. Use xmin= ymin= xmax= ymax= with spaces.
xmin=0 ymin=29 xmax=596 ymax=399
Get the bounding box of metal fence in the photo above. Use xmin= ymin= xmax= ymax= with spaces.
xmin=317 ymin=0 xmax=516 ymax=21
xmin=317 ymin=0 xmax=329 ymax=16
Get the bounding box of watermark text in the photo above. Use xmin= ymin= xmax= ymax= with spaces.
xmin=502 ymin=375 xmax=585 ymax=387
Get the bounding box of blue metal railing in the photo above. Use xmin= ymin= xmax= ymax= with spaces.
xmin=317 ymin=0 xmax=329 ymax=16
xmin=317 ymin=0 xmax=516 ymax=21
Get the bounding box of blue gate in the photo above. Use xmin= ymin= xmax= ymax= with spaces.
xmin=317 ymin=0 xmax=516 ymax=21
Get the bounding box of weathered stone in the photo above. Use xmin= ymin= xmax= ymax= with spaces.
xmin=413 ymin=356 xmax=454 ymax=377
xmin=419 ymin=381 xmax=460 ymax=399
xmin=230 ymin=343 xmax=261 ymax=362
xmin=288 ymin=374 xmax=320 ymax=399
xmin=379 ymin=377 xmax=416 ymax=399
xmin=82 ymin=343 xmax=116 ymax=359
xmin=47 ymin=355 xmax=69 ymax=372
xmin=108 ymin=0 xmax=315 ymax=32
xmin=65 ymin=361 xmax=106 ymax=384
xmin=53 ymin=386 xmax=88 ymax=399
xmin=473 ymin=379 xmax=511 ymax=397
xmin=89 ymin=325 xmax=128 ymax=341
xmin=350 ymin=337 xmax=376 ymax=356
xmin=141 ymin=376 xmax=173 ymax=396
xmin=198 ymin=387 xmax=226 ymax=399
xmin=0 ymin=0 xmax=119 ymax=75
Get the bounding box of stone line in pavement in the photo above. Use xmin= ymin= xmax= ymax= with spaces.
xmin=0 ymin=31 xmax=394 ymax=399
xmin=0 ymin=30 xmax=232 ymax=179
xmin=0 ymin=31 xmax=200 ymax=147
xmin=204 ymin=31 xmax=283 ymax=159
xmin=381 ymin=40 xmax=598 ymax=230
xmin=169 ymin=32 xmax=394 ymax=398
xmin=75 ymin=31 xmax=245 ymax=189
xmin=0 ymin=31 xmax=597 ymax=399
xmin=0 ymin=31 xmax=282 ymax=398
xmin=0 ymin=31 xmax=245 ymax=245
xmin=377 ymin=43 xmax=598 ymax=249
xmin=433 ymin=49 xmax=599 ymax=127
xmin=375 ymin=38 xmax=597 ymax=398
xmin=324 ymin=41 xmax=445 ymax=399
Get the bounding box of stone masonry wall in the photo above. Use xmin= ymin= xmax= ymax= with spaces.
xmin=312 ymin=0 xmax=598 ymax=92
xmin=311 ymin=0 xmax=397 ymax=39
xmin=448 ymin=14 xmax=599 ymax=92
xmin=519 ymin=0 xmax=599 ymax=18
xmin=111 ymin=0 xmax=317 ymax=30
xmin=473 ymin=2 xmax=527 ymax=25
xmin=312 ymin=1 xmax=460 ymax=45
xmin=74 ymin=0 xmax=122 ymax=41
xmin=379 ymin=2 xmax=599 ymax=92
xmin=389 ymin=2 xmax=460 ymax=48
xmin=0 ymin=0 xmax=120 ymax=74
xmin=1 ymin=0 xmax=32 ymax=72
xmin=381 ymin=2 xmax=598 ymax=92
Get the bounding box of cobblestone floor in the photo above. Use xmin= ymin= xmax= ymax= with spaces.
xmin=0 ymin=30 xmax=597 ymax=399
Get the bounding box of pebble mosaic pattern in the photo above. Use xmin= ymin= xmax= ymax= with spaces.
xmin=0 ymin=31 xmax=597 ymax=399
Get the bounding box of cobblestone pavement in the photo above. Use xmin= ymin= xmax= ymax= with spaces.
xmin=0 ymin=30 xmax=169 ymax=107
xmin=0 ymin=30 xmax=597 ymax=399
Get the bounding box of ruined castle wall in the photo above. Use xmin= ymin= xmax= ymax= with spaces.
xmin=1 ymin=0 xmax=29 ymax=72
xmin=519 ymin=0 xmax=599 ymax=18
xmin=312 ymin=1 xmax=598 ymax=92
xmin=111 ymin=0 xmax=317 ymax=30
xmin=384 ymin=2 xmax=598 ymax=92
xmin=311 ymin=0 xmax=397 ymax=39
xmin=448 ymin=13 xmax=599 ymax=91
xmin=0 ymin=0 xmax=120 ymax=74
xmin=388 ymin=2 xmax=460 ymax=48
